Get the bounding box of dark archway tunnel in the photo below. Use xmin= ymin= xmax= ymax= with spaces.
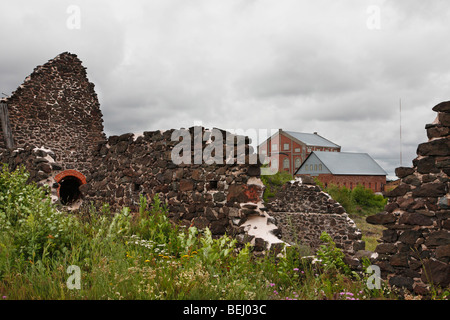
xmin=54 ymin=169 xmax=87 ymax=206
xmin=59 ymin=175 xmax=83 ymax=205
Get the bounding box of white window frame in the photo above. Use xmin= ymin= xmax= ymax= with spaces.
xmin=283 ymin=158 xmax=290 ymax=169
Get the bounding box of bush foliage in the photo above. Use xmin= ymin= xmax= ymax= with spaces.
xmin=260 ymin=170 xmax=293 ymax=202
xmin=322 ymin=183 xmax=387 ymax=215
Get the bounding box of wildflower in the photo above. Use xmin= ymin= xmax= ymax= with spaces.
xmin=273 ymin=290 xmax=278 ymax=295
xmin=191 ymin=251 xmax=198 ymax=254
xmin=182 ymin=255 xmax=190 ymax=259
xmin=145 ymin=260 xmax=150 ymax=263
xmin=2 ymin=296 xmax=6 ymax=299
xmin=293 ymin=268 xmax=299 ymax=272
xmin=47 ymin=234 xmax=54 ymax=239
xmin=268 ymin=283 xmax=275 ymax=287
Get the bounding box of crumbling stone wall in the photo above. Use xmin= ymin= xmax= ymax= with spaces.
xmin=0 ymin=52 xmax=106 ymax=173
xmin=367 ymin=101 xmax=450 ymax=294
xmin=81 ymin=127 xmax=267 ymax=240
xmin=0 ymin=145 xmax=64 ymax=183
xmin=0 ymin=145 xmax=68 ymax=205
xmin=266 ymin=177 xmax=364 ymax=254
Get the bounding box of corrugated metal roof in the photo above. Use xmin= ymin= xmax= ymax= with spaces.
xmin=301 ymin=151 xmax=387 ymax=175
xmin=284 ymin=131 xmax=340 ymax=148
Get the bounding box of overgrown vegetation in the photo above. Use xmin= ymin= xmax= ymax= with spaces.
xmin=260 ymin=170 xmax=293 ymax=202
xmin=0 ymin=165 xmax=412 ymax=300
xmin=322 ymin=183 xmax=387 ymax=216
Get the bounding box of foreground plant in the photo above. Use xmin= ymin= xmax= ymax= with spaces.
xmin=0 ymin=165 xmax=404 ymax=300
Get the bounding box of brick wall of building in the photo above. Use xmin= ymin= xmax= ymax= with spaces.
xmin=314 ymin=173 xmax=386 ymax=193
xmin=258 ymin=131 xmax=340 ymax=176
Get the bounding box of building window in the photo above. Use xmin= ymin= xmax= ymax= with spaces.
xmin=319 ymin=164 xmax=322 ymax=171
xmin=295 ymin=148 xmax=300 ymax=153
xmin=284 ymin=143 xmax=290 ymax=150
xmin=271 ymin=160 xmax=278 ymax=170
xmin=283 ymin=158 xmax=289 ymax=169
xmin=272 ymin=144 xmax=278 ymax=151
xmin=310 ymin=164 xmax=313 ymax=171
xmin=305 ymin=165 xmax=308 ymax=171
xmin=261 ymin=150 xmax=267 ymax=155
xmin=314 ymin=164 xmax=317 ymax=171
xmin=295 ymin=158 xmax=301 ymax=168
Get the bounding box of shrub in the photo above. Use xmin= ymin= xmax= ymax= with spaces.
xmin=0 ymin=164 xmax=80 ymax=261
xmin=324 ymin=183 xmax=387 ymax=215
xmin=325 ymin=185 xmax=355 ymax=213
xmin=316 ymin=231 xmax=352 ymax=277
xmin=260 ymin=170 xmax=293 ymax=202
xmin=351 ymin=184 xmax=387 ymax=213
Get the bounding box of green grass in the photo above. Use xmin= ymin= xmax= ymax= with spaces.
xmin=0 ymin=165 xmax=400 ymax=300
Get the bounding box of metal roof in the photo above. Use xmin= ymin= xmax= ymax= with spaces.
xmin=283 ymin=131 xmax=340 ymax=148
xmin=298 ymin=151 xmax=387 ymax=176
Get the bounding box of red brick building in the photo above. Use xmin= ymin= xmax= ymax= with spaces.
xmin=257 ymin=129 xmax=340 ymax=175
xmin=295 ymin=151 xmax=387 ymax=193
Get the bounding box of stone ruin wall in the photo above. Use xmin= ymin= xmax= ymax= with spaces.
xmin=367 ymin=101 xmax=450 ymax=294
xmin=266 ymin=177 xmax=364 ymax=255
xmin=0 ymin=127 xmax=365 ymax=256
xmin=80 ymin=127 xmax=271 ymax=243
xmin=0 ymin=52 xmax=105 ymax=173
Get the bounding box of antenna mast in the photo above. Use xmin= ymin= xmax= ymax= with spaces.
xmin=399 ymin=98 xmax=402 ymax=166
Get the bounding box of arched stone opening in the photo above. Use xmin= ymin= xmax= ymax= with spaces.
xmin=54 ymin=170 xmax=86 ymax=206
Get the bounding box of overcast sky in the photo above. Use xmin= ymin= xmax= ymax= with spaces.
xmin=1 ymin=0 xmax=449 ymax=178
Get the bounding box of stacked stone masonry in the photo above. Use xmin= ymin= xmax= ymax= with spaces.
xmin=266 ymin=177 xmax=364 ymax=254
xmin=81 ymin=127 xmax=267 ymax=241
xmin=367 ymin=101 xmax=450 ymax=294
xmin=0 ymin=52 xmax=106 ymax=173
